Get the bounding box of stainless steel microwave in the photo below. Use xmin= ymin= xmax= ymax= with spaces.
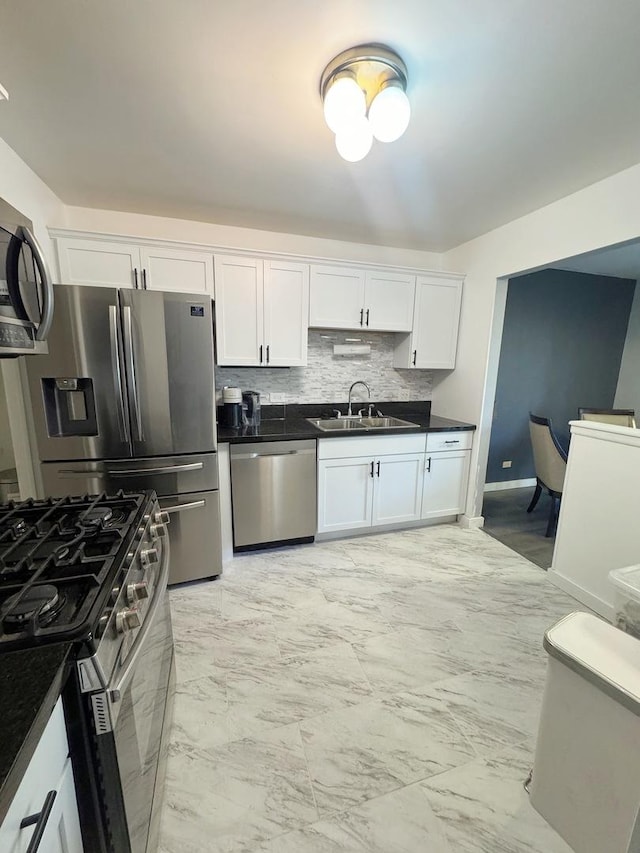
xmin=0 ymin=197 xmax=54 ymax=357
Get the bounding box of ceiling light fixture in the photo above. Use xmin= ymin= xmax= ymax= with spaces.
xmin=320 ymin=44 xmax=410 ymax=162
xmin=0 ymin=83 xmax=9 ymax=101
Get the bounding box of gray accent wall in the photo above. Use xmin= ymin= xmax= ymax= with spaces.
xmin=487 ymin=268 xmax=636 ymax=484
xmin=614 ymin=281 xmax=640 ymax=414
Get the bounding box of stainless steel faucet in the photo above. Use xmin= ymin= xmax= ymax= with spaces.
xmin=347 ymin=381 xmax=371 ymax=416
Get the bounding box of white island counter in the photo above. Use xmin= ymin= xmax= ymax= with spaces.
xmin=549 ymin=419 xmax=640 ymax=619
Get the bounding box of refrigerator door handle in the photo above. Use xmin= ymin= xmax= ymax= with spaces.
xmin=109 ymin=305 xmax=130 ymax=443
xmin=57 ymin=468 xmax=107 ymax=477
xmin=122 ymin=305 xmax=144 ymax=441
xmin=107 ymin=462 xmax=204 ymax=477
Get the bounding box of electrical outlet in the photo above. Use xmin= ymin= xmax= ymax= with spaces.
xmin=502 ymin=460 xmax=512 ymax=469
xmin=270 ymin=392 xmax=286 ymax=403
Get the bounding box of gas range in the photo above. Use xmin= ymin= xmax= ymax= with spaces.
xmin=0 ymin=492 xmax=157 ymax=648
xmin=0 ymin=490 xmax=175 ymax=853
xmin=0 ymin=490 xmax=170 ymax=692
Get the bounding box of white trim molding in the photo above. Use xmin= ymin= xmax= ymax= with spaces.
xmin=484 ymin=478 xmax=536 ymax=492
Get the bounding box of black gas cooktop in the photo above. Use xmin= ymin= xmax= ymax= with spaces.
xmin=0 ymin=492 xmax=149 ymax=649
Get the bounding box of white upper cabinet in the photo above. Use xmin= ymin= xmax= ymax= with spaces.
xmin=56 ymin=236 xmax=214 ymax=294
xmin=263 ymin=261 xmax=309 ymax=367
xmin=57 ymin=238 xmax=139 ymax=288
xmin=139 ymin=245 xmax=213 ymax=293
xmin=214 ymin=255 xmax=263 ymax=366
xmin=214 ymin=255 xmax=309 ymax=367
xmin=364 ymin=271 xmax=415 ymax=332
xmin=394 ymin=276 xmax=463 ymax=369
xmin=309 ymin=265 xmax=365 ymax=329
xmin=309 ymin=265 xmax=415 ymax=332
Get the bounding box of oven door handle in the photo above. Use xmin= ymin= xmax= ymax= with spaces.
xmin=109 ymin=534 xmax=170 ymax=702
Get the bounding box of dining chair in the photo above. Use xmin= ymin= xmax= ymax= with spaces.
xmin=528 ymin=413 xmax=568 ymax=538
xmin=578 ymin=407 xmax=636 ymax=428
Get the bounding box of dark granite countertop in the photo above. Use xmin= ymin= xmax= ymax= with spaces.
xmin=0 ymin=643 xmax=72 ymax=824
xmin=217 ymin=401 xmax=475 ymax=444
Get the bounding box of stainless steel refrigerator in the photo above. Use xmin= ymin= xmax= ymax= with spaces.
xmin=24 ymin=284 xmax=222 ymax=583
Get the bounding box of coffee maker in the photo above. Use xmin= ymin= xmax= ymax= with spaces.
xmin=221 ymin=386 xmax=243 ymax=428
xmin=242 ymin=390 xmax=261 ymax=427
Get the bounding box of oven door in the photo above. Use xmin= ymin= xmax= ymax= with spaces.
xmin=95 ymin=541 xmax=175 ymax=853
xmin=0 ymin=222 xmax=54 ymax=356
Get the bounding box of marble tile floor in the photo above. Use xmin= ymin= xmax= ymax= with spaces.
xmin=159 ymin=525 xmax=580 ymax=853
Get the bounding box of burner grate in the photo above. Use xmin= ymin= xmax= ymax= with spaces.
xmin=0 ymin=491 xmax=151 ymax=648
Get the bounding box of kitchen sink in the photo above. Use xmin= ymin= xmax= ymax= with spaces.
xmin=307 ymin=418 xmax=366 ymax=431
xmin=359 ymin=416 xmax=418 ymax=429
xmin=307 ymin=416 xmax=420 ymax=432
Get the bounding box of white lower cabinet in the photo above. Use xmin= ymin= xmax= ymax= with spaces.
xmin=371 ymin=453 xmax=424 ymax=526
xmin=0 ymin=698 xmax=83 ymax=853
xmin=317 ymin=456 xmax=375 ymax=533
xmin=317 ymin=431 xmax=473 ymax=535
xmin=421 ymin=448 xmax=470 ymax=519
xmin=317 ymin=435 xmax=426 ymax=535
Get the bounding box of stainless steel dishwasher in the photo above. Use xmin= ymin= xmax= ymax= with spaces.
xmin=230 ymin=440 xmax=317 ymax=550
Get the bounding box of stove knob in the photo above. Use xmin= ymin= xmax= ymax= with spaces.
xmin=127 ymin=580 xmax=149 ymax=605
xmin=140 ymin=547 xmax=159 ymax=568
xmin=116 ymin=607 xmax=141 ymax=634
xmin=150 ymin=523 xmax=167 ymax=540
xmin=154 ymin=510 xmax=170 ymax=525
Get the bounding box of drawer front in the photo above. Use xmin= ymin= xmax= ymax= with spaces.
xmin=318 ymin=433 xmax=426 ymax=460
xmin=42 ymin=452 xmax=219 ymax=498
xmin=426 ymin=431 xmax=473 ymax=452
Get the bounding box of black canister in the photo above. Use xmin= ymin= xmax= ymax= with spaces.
xmin=221 ymin=387 xmax=243 ymax=428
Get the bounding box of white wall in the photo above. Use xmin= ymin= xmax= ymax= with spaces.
xmin=60 ymin=205 xmax=444 ymax=271
xmin=614 ymin=281 xmax=640 ymax=413
xmin=0 ymin=136 xmax=66 ymax=498
xmin=439 ymin=162 xmax=640 ymax=520
xmin=0 ymin=137 xmax=65 ymax=268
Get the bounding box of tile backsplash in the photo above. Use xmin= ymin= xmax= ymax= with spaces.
xmin=216 ymin=330 xmax=433 ymax=405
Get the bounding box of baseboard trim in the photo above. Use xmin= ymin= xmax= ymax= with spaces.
xmin=547 ymin=570 xmax=613 ymax=620
xmin=484 ymin=478 xmax=536 ymax=492
xmin=459 ymin=514 xmax=484 ymax=529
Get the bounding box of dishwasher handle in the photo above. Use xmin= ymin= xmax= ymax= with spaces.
xmin=233 ymin=448 xmax=316 ymax=460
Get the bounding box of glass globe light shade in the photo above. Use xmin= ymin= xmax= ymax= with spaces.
xmin=334 ymin=116 xmax=373 ymax=162
xmin=368 ymin=82 xmax=411 ymax=143
xmin=323 ymin=75 xmax=366 ymax=134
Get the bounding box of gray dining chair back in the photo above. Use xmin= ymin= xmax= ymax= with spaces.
xmin=527 ymin=413 xmax=568 ymax=537
xmin=578 ymin=408 xmax=636 ymax=428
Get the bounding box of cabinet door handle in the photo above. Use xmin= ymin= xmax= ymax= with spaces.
xmin=259 ymin=344 xmax=263 ymax=363
xmin=412 ymin=350 xmax=417 ymax=366
xmin=444 ymin=440 xmax=460 ymax=444
xmin=360 ymin=308 xmax=364 ymax=326
xmin=21 ymin=790 xmax=57 ymax=853
xmin=376 ymin=460 xmax=380 ymax=477
xmin=142 ymin=268 xmax=148 ymax=289
xmin=370 ymin=460 xmax=374 ymax=478
xmin=426 ymin=456 xmax=431 ymax=473
xmin=133 ymin=268 xmax=139 ymax=289
xmin=366 ymin=308 xmax=370 ymax=326
xmin=266 ymin=344 xmax=270 ymax=364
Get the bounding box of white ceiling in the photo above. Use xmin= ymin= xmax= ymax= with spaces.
xmin=2 ymin=1 xmax=640 ymax=252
